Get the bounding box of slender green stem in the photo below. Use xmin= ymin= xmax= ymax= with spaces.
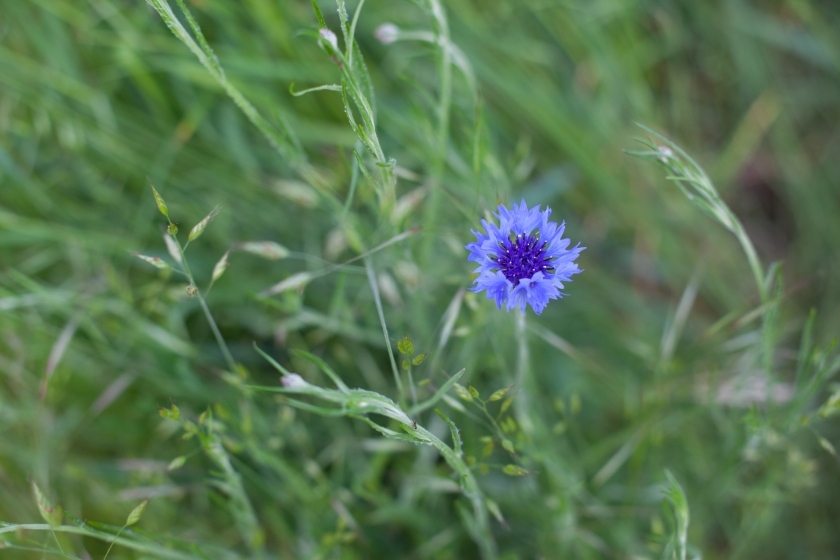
xmin=347 ymin=0 xmax=367 ymax=67
xmin=429 ymin=0 xmax=452 ymax=177
xmin=175 ymin=238 xmax=237 ymax=373
xmin=421 ymin=0 xmax=453 ymax=262
xmin=515 ymin=311 xmax=528 ymax=385
xmin=196 ymin=295 xmax=237 ymax=373
xmin=365 ymin=256 xmax=404 ymax=401
xmin=102 ymin=524 xmax=128 ymax=560
xmin=406 ymin=363 xmax=417 ymax=406
xmin=732 ymin=220 xmax=768 ymax=303
xmin=478 ymin=401 xmax=505 ymax=442
xmin=514 ymin=310 xmax=535 ymax=436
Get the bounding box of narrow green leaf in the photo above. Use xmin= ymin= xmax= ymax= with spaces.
xmin=408 ymin=368 xmax=464 ymax=415
xmin=358 ymin=417 xmax=420 ymax=443
xmin=293 ymin=349 xmax=350 ymax=393
xmin=253 ymin=343 xmax=292 ymax=376
xmin=435 ymin=408 xmax=461 ymax=455
xmin=310 ymin=0 xmax=326 ymax=28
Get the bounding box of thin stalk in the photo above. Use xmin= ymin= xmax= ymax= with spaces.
xmin=515 ymin=311 xmax=529 ymax=386
xmin=196 ymin=296 xmax=237 ymax=373
xmin=421 ymin=0 xmax=453 ymax=263
xmin=732 ymin=220 xmax=768 ymax=304
xmin=175 ymin=239 xmax=237 ymax=373
xmin=365 ymin=256 xmax=404 ymax=400
xmin=514 ymin=310 xmax=534 ymax=436
xmin=478 ymin=401 xmax=507 ymax=445
xmin=429 ymin=0 xmax=452 ymax=177
xmin=407 ymin=362 xmax=417 ymax=406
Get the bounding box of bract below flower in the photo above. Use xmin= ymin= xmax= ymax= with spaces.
xmin=466 ymin=200 xmax=583 ymax=315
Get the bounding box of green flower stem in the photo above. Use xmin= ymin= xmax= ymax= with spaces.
xmin=175 ymin=238 xmax=237 ymax=373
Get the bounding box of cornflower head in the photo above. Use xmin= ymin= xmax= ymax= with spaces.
xmin=466 ymin=200 xmax=584 ymax=315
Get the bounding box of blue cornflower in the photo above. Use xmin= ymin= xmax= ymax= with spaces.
xmin=466 ymin=200 xmax=584 ymax=315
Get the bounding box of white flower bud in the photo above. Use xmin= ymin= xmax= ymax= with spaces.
xmin=657 ymin=146 xmax=674 ymax=163
xmin=319 ymin=28 xmax=338 ymax=52
xmin=374 ymin=23 xmax=399 ymax=44
xmin=281 ymin=373 xmax=307 ymax=389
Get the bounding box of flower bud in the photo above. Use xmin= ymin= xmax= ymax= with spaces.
xmin=319 ymin=28 xmax=338 ymax=53
xmin=374 ymin=23 xmax=399 ymax=44
xmin=281 ymin=373 xmax=307 ymax=389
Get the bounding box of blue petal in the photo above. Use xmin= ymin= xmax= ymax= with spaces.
xmin=507 ymin=272 xmax=560 ymax=315
xmin=470 ymin=270 xmax=511 ymax=310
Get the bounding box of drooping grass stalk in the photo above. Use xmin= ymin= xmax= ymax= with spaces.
xmin=251 ymin=347 xmax=497 ymax=559
xmin=628 ymin=125 xmax=778 ymax=375
xmin=628 ymin=125 xmax=768 ymax=303
xmin=314 ymin=0 xmax=396 ymax=213
xmin=145 ymin=0 xmax=304 ymax=168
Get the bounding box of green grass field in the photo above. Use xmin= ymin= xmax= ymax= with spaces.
xmin=2 ymin=0 xmax=840 ymax=558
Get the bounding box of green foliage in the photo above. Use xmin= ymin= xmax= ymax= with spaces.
xmin=1 ymin=0 xmax=840 ymax=558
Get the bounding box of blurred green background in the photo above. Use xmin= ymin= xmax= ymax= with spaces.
xmin=1 ymin=0 xmax=839 ymax=558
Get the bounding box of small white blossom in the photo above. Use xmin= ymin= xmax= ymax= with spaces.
xmin=657 ymin=145 xmax=674 ymax=163
xmin=374 ymin=23 xmax=399 ymax=44
xmin=281 ymin=373 xmax=307 ymax=389
xmin=319 ymin=28 xmax=338 ymax=52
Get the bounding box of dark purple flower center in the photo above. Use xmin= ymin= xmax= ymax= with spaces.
xmin=490 ymin=233 xmax=554 ymax=283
